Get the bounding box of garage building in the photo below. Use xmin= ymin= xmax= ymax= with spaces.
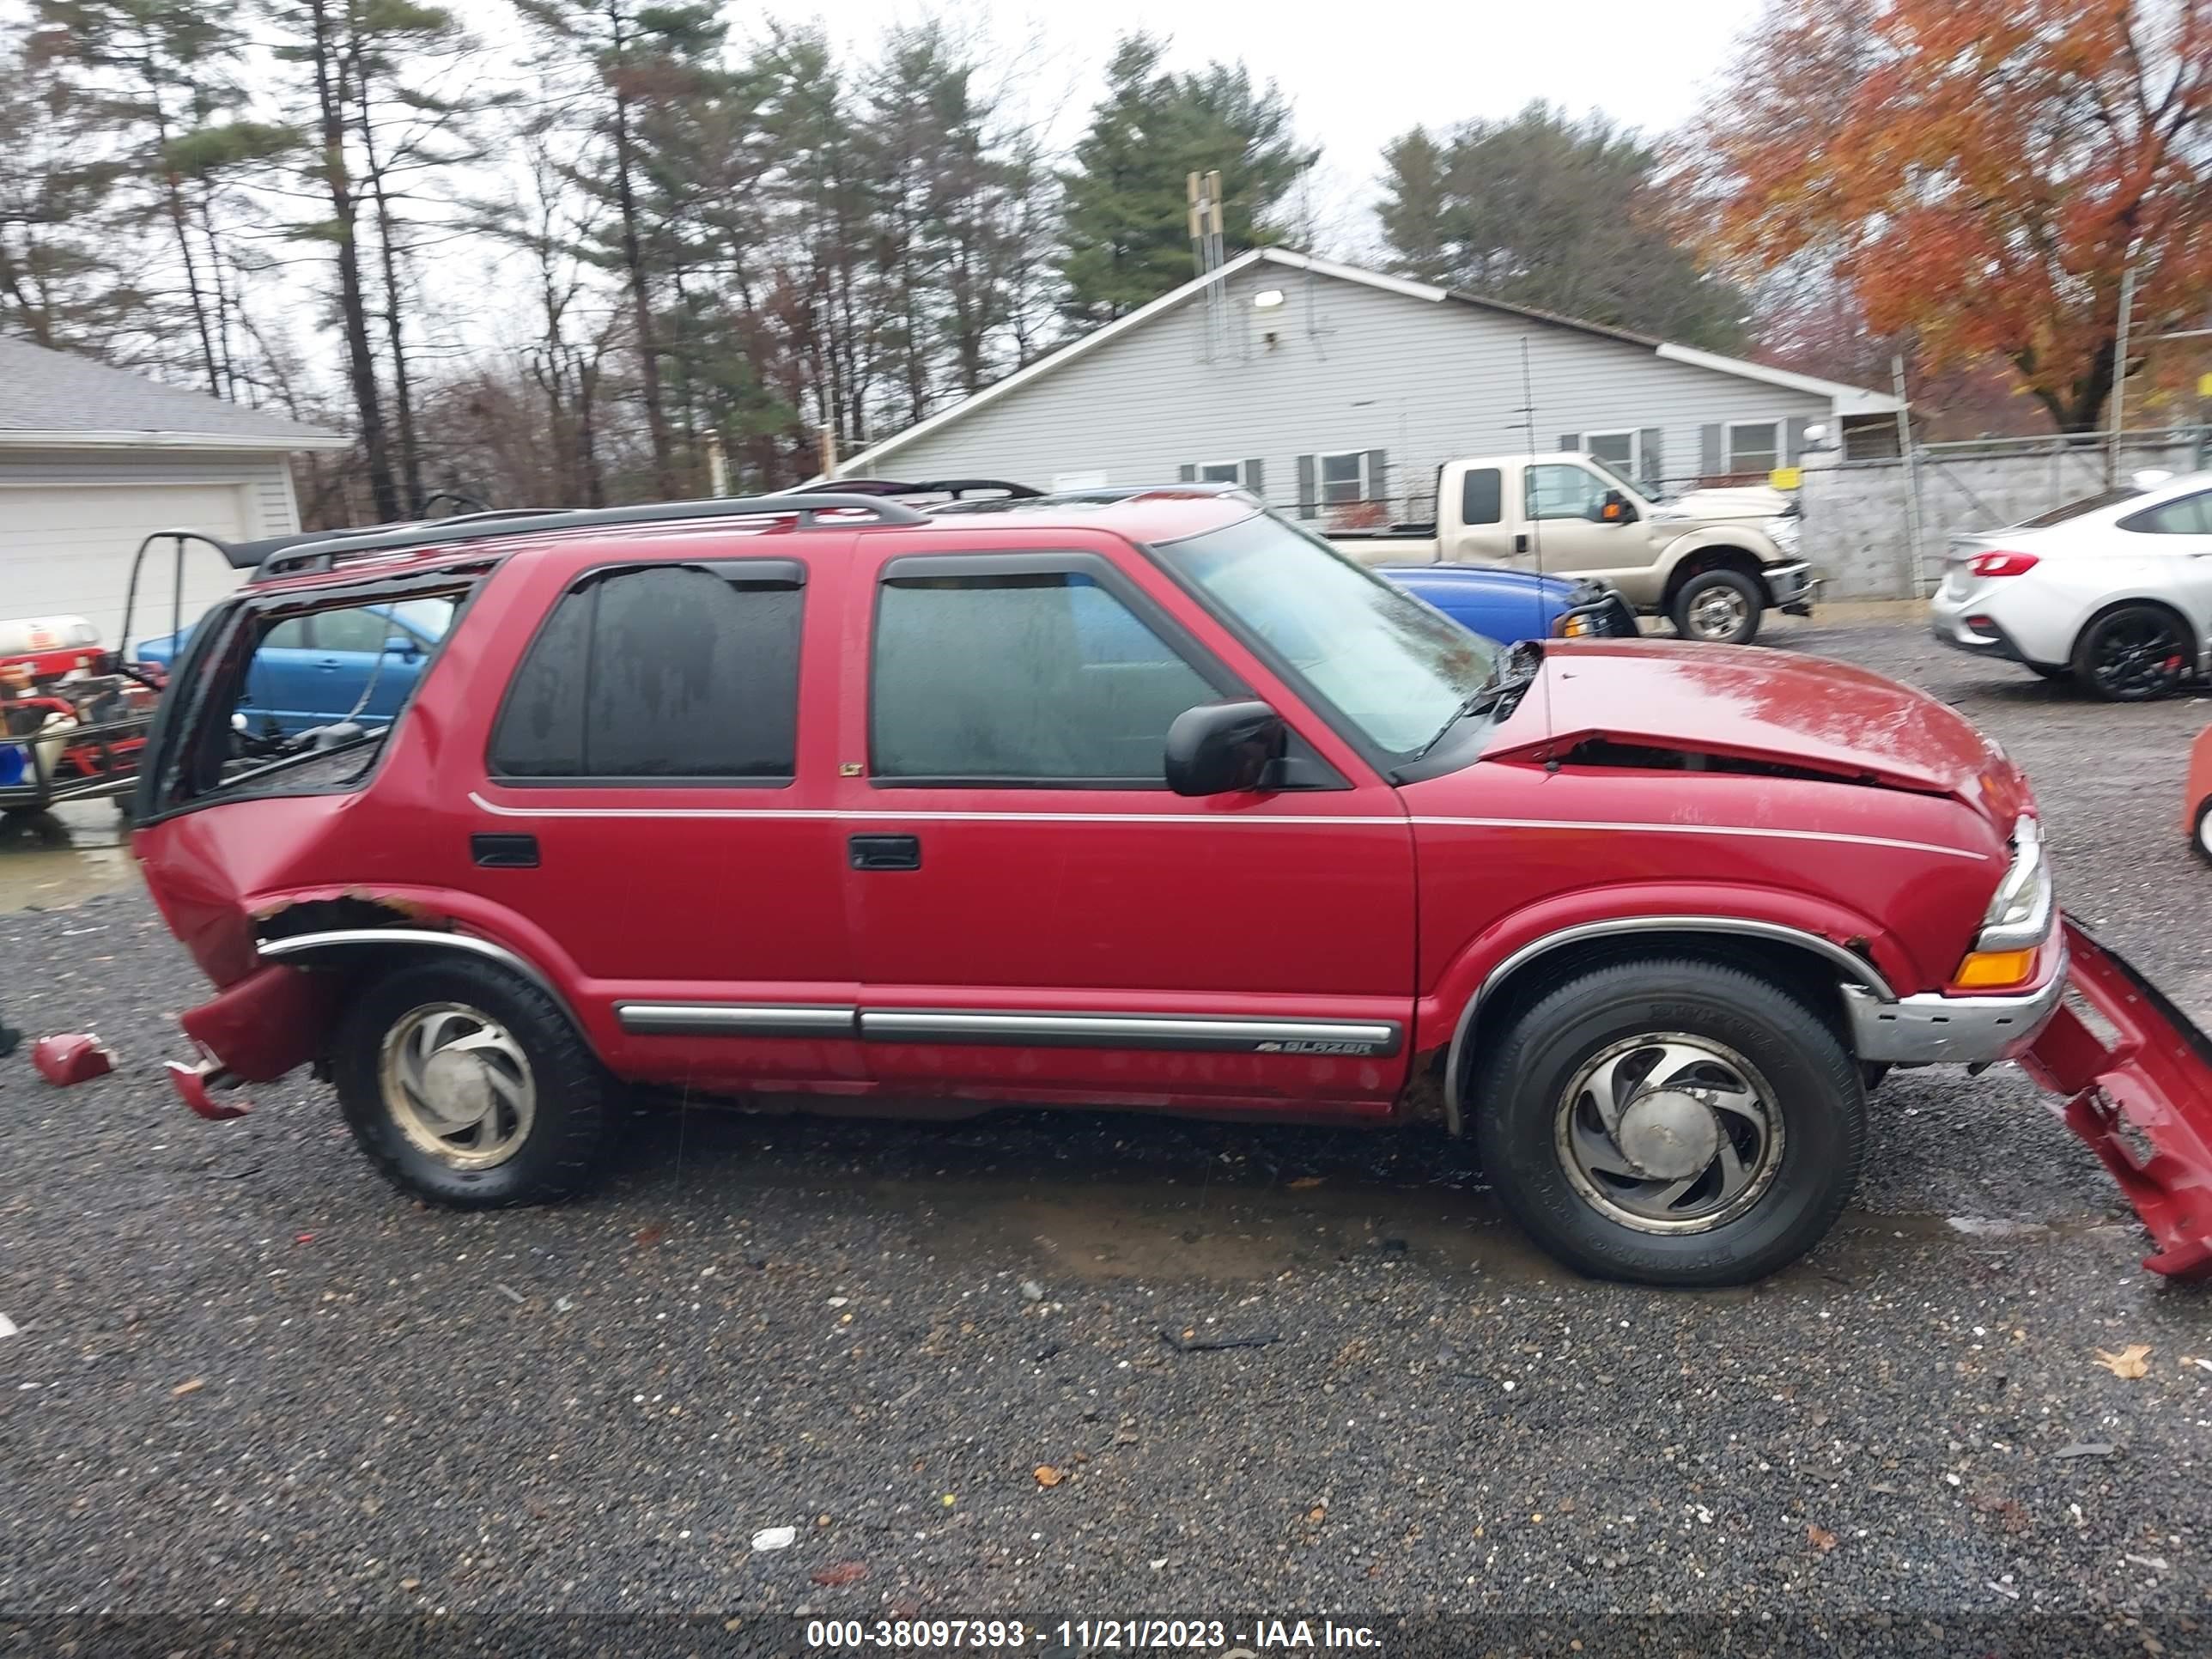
xmin=0 ymin=337 xmax=346 ymax=648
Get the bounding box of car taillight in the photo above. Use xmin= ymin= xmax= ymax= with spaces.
xmin=1967 ymin=550 xmax=2039 ymax=577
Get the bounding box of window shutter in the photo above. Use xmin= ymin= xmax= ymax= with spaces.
xmin=1296 ymin=454 xmax=1317 ymax=519
xmin=1243 ymin=459 xmax=1265 ymax=501
xmin=1699 ymin=423 xmax=1723 ymax=477
xmin=1784 ymin=417 xmax=1814 ymax=465
xmin=1559 ymin=433 xmax=1581 ymax=452
xmin=1177 ymin=464 xmax=1195 ymax=483
xmin=1638 ymin=428 xmax=1664 ymax=488
xmin=1364 ymin=448 xmax=1389 ymax=507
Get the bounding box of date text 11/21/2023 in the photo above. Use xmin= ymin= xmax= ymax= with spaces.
xmin=802 ymin=1619 xmax=1383 ymax=1651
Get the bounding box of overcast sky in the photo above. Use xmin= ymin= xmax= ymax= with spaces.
xmin=778 ymin=0 xmax=1767 ymax=249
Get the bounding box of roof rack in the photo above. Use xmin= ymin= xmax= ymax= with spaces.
xmin=251 ymin=492 xmax=929 ymax=580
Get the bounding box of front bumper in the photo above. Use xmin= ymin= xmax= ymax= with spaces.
xmin=1760 ymin=560 xmax=1820 ymax=617
xmin=1842 ymin=936 xmax=2069 ymax=1065
xmin=2019 ymin=920 xmax=2212 ymax=1279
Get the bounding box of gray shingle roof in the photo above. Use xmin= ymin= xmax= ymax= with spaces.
xmin=0 ymin=335 xmax=343 ymax=447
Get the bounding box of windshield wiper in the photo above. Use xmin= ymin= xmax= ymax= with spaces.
xmin=1411 ymin=646 xmax=1541 ymax=761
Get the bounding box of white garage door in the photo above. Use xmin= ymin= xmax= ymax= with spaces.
xmin=0 ymin=482 xmax=250 ymax=652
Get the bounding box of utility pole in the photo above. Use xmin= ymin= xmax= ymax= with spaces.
xmin=2108 ymin=264 xmax=2136 ymax=486
xmin=1891 ymin=354 xmax=1928 ymax=599
xmin=702 ymin=430 xmax=729 ymax=497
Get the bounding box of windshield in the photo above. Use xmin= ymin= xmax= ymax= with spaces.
xmin=1154 ymin=512 xmax=1500 ymax=757
xmin=2014 ymin=488 xmax=2142 ymax=529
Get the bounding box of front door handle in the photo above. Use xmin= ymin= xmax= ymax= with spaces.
xmin=471 ymin=833 xmax=539 ymax=869
xmin=848 ymin=833 xmax=921 ymax=872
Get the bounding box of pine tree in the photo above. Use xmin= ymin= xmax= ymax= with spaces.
xmin=1058 ymin=34 xmax=1314 ymax=327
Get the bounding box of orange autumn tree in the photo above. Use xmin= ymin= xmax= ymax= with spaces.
xmin=1682 ymin=0 xmax=2212 ymax=432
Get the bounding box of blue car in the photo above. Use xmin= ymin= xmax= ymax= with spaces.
xmin=137 ymin=597 xmax=455 ymax=736
xmin=1377 ymin=563 xmax=1638 ymax=645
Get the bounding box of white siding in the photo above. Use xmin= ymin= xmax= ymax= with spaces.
xmin=868 ymin=266 xmax=1833 ymax=516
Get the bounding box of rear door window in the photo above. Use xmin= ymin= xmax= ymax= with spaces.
xmin=489 ymin=561 xmax=803 ymax=783
xmin=1460 ymin=467 xmax=1503 ymax=526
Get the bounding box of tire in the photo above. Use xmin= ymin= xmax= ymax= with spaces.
xmin=2193 ymin=798 xmax=2212 ymax=870
xmin=2070 ymin=603 xmax=2191 ymax=702
xmin=331 ymin=954 xmax=611 ymax=1208
xmin=2026 ymin=664 xmax=2071 ymax=684
xmin=1671 ymin=568 xmax=1764 ymax=646
xmin=1471 ymin=957 xmax=1866 ymax=1287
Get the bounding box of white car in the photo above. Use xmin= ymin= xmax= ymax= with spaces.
xmin=1929 ymin=469 xmax=2212 ymax=700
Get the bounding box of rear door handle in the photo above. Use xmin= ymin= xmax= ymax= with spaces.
xmin=848 ymin=833 xmax=921 ymax=871
xmin=1514 ymin=533 xmax=1529 ymax=554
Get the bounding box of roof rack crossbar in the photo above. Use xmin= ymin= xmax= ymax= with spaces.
xmin=252 ymin=492 xmax=927 ymax=580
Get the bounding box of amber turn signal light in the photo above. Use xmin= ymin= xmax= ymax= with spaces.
xmin=1953 ymin=947 xmax=2037 ymax=989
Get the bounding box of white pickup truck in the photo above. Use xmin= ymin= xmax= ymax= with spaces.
xmin=1328 ymin=452 xmax=1816 ymax=645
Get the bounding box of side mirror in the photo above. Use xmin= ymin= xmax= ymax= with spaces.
xmin=1164 ymin=699 xmax=1285 ymax=797
xmin=385 ymin=634 xmax=422 ymax=661
xmin=1595 ymin=490 xmax=1635 ymax=524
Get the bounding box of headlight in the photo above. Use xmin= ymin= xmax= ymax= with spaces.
xmin=1954 ymin=818 xmax=2054 ymax=985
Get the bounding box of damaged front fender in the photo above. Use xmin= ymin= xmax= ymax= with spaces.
xmin=2021 ymin=920 xmax=2212 ymax=1279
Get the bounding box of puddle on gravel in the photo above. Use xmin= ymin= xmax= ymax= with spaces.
xmin=0 ymin=803 xmax=137 ymax=912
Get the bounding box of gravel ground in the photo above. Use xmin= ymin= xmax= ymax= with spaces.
xmin=2 ymin=623 xmax=2210 ymax=1657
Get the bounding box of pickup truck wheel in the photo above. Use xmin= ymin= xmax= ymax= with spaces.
xmin=1671 ymin=569 xmax=1764 ymax=646
xmin=331 ymin=956 xmax=611 ymax=1208
xmin=1473 ymin=958 xmax=1865 ymax=1286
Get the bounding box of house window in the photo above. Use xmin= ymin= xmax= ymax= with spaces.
xmin=1198 ymin=461 xmax=1244 ymax=484
xmin=1182 ymin=459 xmax=1265 ymax=498
xmin=1320 ymin=451 xmax=1371 ymax=505
xmin=1727 ymin=421 xmax=1781 ymax=477
xmin=1587 ymin=431 xmax=1637 ymax=475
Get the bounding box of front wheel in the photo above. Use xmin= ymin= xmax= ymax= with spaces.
xmin=1472 ymin=957 xmax=1866 ymax=1286
xmin=1671 ymin=569 xmax=1764 ymax=646
xmin=2194 ymin=798 xmax=2212 ymax=869
xmin=331 ymin=955 xmax=613 ymax=1207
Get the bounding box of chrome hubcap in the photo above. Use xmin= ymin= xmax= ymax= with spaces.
xmin=1688 ymin=587 xmax=1751 ymax=639
xmin=1555 ymin=1033 xmax=1783 ymax=1233
xmin=380 ymin=1002 xmax=536 ymax=1170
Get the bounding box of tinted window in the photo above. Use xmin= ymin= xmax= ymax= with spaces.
xmin=490 ymin=563 xmax=801 ymax=781
xmin=2120 ymin=492 xmax=2212 ymax=535
xmin=1460 ymin=467 xmax=1503 ymax=526
xmin=872 ymin=570 xmax=1218 ymax=783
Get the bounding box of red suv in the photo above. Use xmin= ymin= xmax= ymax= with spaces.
xmin=131 ymin=489 xmax=2212 ymax=1286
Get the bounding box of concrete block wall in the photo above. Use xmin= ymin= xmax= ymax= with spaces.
xmin=1799 ymin=438 xmax=2205 ymax=599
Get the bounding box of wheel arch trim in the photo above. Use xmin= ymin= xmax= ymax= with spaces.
xmin=1440 ymin=915 xmax=1898 ymax=1135
xmin=255 ymin=928 xmax=584 ymax=1030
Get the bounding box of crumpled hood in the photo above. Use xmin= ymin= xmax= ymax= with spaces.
xmin=1481 ymin=638 xmax=2030 ymax=823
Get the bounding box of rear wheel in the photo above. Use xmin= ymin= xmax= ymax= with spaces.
xmin=1472 ymin=957 xmax=1865 ymax=1286
xmin=331 ymin=955 xmax=612 ymax=1207
xmin=2071 ymin=603 xmax=2191 ymax=702
xmin=1671 ymin=569 xmax=1764 ymax=646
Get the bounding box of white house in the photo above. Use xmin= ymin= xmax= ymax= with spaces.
xmin=829 ymin=248 xmax=1904 ymax=519
xmin=0 ymin=337 xmax=348 ymax=645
